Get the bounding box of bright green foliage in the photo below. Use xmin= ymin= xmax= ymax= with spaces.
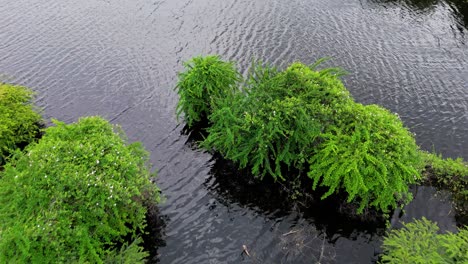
xmin=0 ymin=116 xmax=159 ymax=263
xmin=309 ymin=103 xmax=422 ymax=213
xmin=180 ymin=56 xmax=422 ymax=213
xmin=439 ymin=228 xmax=468 ymax=262
xmin=202 ymin=62 xmax=352 ymax=180
xmin=176 ymin=55 xmax=241 ymax=127
xmin=381 ymin=218 xmax=468 ymax=263
xmin=0 ymin=83 xmax=42 ymax=165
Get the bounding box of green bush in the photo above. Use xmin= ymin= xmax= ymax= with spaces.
xmin=0 ymin=83 xmax=42 ymax=165
xmin=175 ymin=55 xmax=241 ymax=127
xmin=309 ymin=103 xmax=422 ymax=213
xmin=202 ymin=62 xmax=352 ymax=180
xmin=381 ymin=218 xmax=468 ymax=263
xmin=0 ymin=116 xmax=159 ymax=263
xmin=196 ymin=57 xmax=421 ymax=213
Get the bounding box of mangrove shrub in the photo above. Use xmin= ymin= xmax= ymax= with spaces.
xmin=0 ymin=116 xmax=159 ymax=263
xmin=381 ymin=218 xmax=468 ymax=263
xmin=175 ymin=55 xmax=240 ymax=127
xmin=0 ymin=83 xmax=42 ymax=165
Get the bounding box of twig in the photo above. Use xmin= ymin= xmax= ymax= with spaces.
xmin=283 ymin=230 xmax=300 ymax=236
xmin=242 ymin=244 xmax=251 ymax=257
xmin=317 ymin=236 xmax=326 ymax=264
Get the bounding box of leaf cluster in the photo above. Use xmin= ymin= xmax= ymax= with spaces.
xmin=309 ymin=103 xmax=421 ymax=213
xmin=381 ymin=218 xmax=468 ymax=263
xmin=0 ymin=83 xmax=42 ymax=165
xmin=175 ymin=55 xmax=240 ymax=127
xmin=0 ymin=116 xmax=159 ymax=263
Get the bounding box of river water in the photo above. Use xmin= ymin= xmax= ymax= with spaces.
xmin=0 ymin=0 xmax=466 ymax=263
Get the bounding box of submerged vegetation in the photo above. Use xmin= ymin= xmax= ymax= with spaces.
xmin=381 ymin=218 xmax=468 ymax=263
xmin=178 ymin=56 xmax=422 ymax=214
xmin=0 ymin=83 xmax=42 ymax=166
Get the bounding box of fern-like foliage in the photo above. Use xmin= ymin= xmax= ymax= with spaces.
xmin=308 ymin=103 xmax=422 ymax=213
xmin=0 ymin=116 xmax=159 ymax=263
xmin=202 ymin=62 xmax=352 ymax=180
xmin=180 ymin=56 xmax=422 ymax=213
xmin=0 ymin=83 xmax=42 ymax=165
xmin=381 ymin=218 xmax=468 ymax=263
xmin=175 ymin=55 xmax=241 ymax=127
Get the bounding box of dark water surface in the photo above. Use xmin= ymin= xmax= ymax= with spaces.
xmin=0 ymin=0 xmax=466 ymax=263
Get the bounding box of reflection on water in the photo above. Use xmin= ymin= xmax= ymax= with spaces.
xmin=449 ymin=0 xmax=468 ymax=28
xmin=369 ymin=0 xmax=440 ymax=11
xmin=143 ymin=205 xmax=168 ymax=263
xmin=367 ymin=0 xmax=468 ymax=32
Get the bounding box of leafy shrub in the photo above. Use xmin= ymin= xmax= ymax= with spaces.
xmin=0 ymin=116 xmax=159 ymax=263
xmin=0 ymin=83 xmax=42 ymax=165
xmin=199 ymin=59 xmax=420 ymax=213
xmin=177 ymin=56 xmax=423 ymax=213
xmin=309 ymin=103 xmax=422 ymax=213
xmin=202 ymin=62 xmax=352 ymax=180
xmin=175 ymin=55 xmax=240 ymax=127
xmin=380 ymin=218 xmax=468 ymax=263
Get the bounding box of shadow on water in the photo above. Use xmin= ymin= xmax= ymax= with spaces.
xmin=205 ymin=154 xmax=388 ymax=263
xmin=206 ymin=153 xmax=389 ymax=235
xmin=367 ymin=0 xmax=468 ymax=30
xmin=142 ymin=188 xmax=169 ymax=262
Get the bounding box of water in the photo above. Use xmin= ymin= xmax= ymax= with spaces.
xmin=0 ymin=0 xmax=466 ymax=263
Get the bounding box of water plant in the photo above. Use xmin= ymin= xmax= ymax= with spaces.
xmin=380 ymin=218 xmax=468 ymax=263
xmin=191 ymin=56 xmax=421 ymax=213
xmin=202 ymin=62 xmax=352 ymax=180
xmin=175 ymin=55 xmax=241 ymax=127
xmin=309 ymin=103 xmax=422 ymax=213
xmin=0 ymin=116 xmax=159 ymax=263
xmin=0 ymin=83 xmax=42 ymax=165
